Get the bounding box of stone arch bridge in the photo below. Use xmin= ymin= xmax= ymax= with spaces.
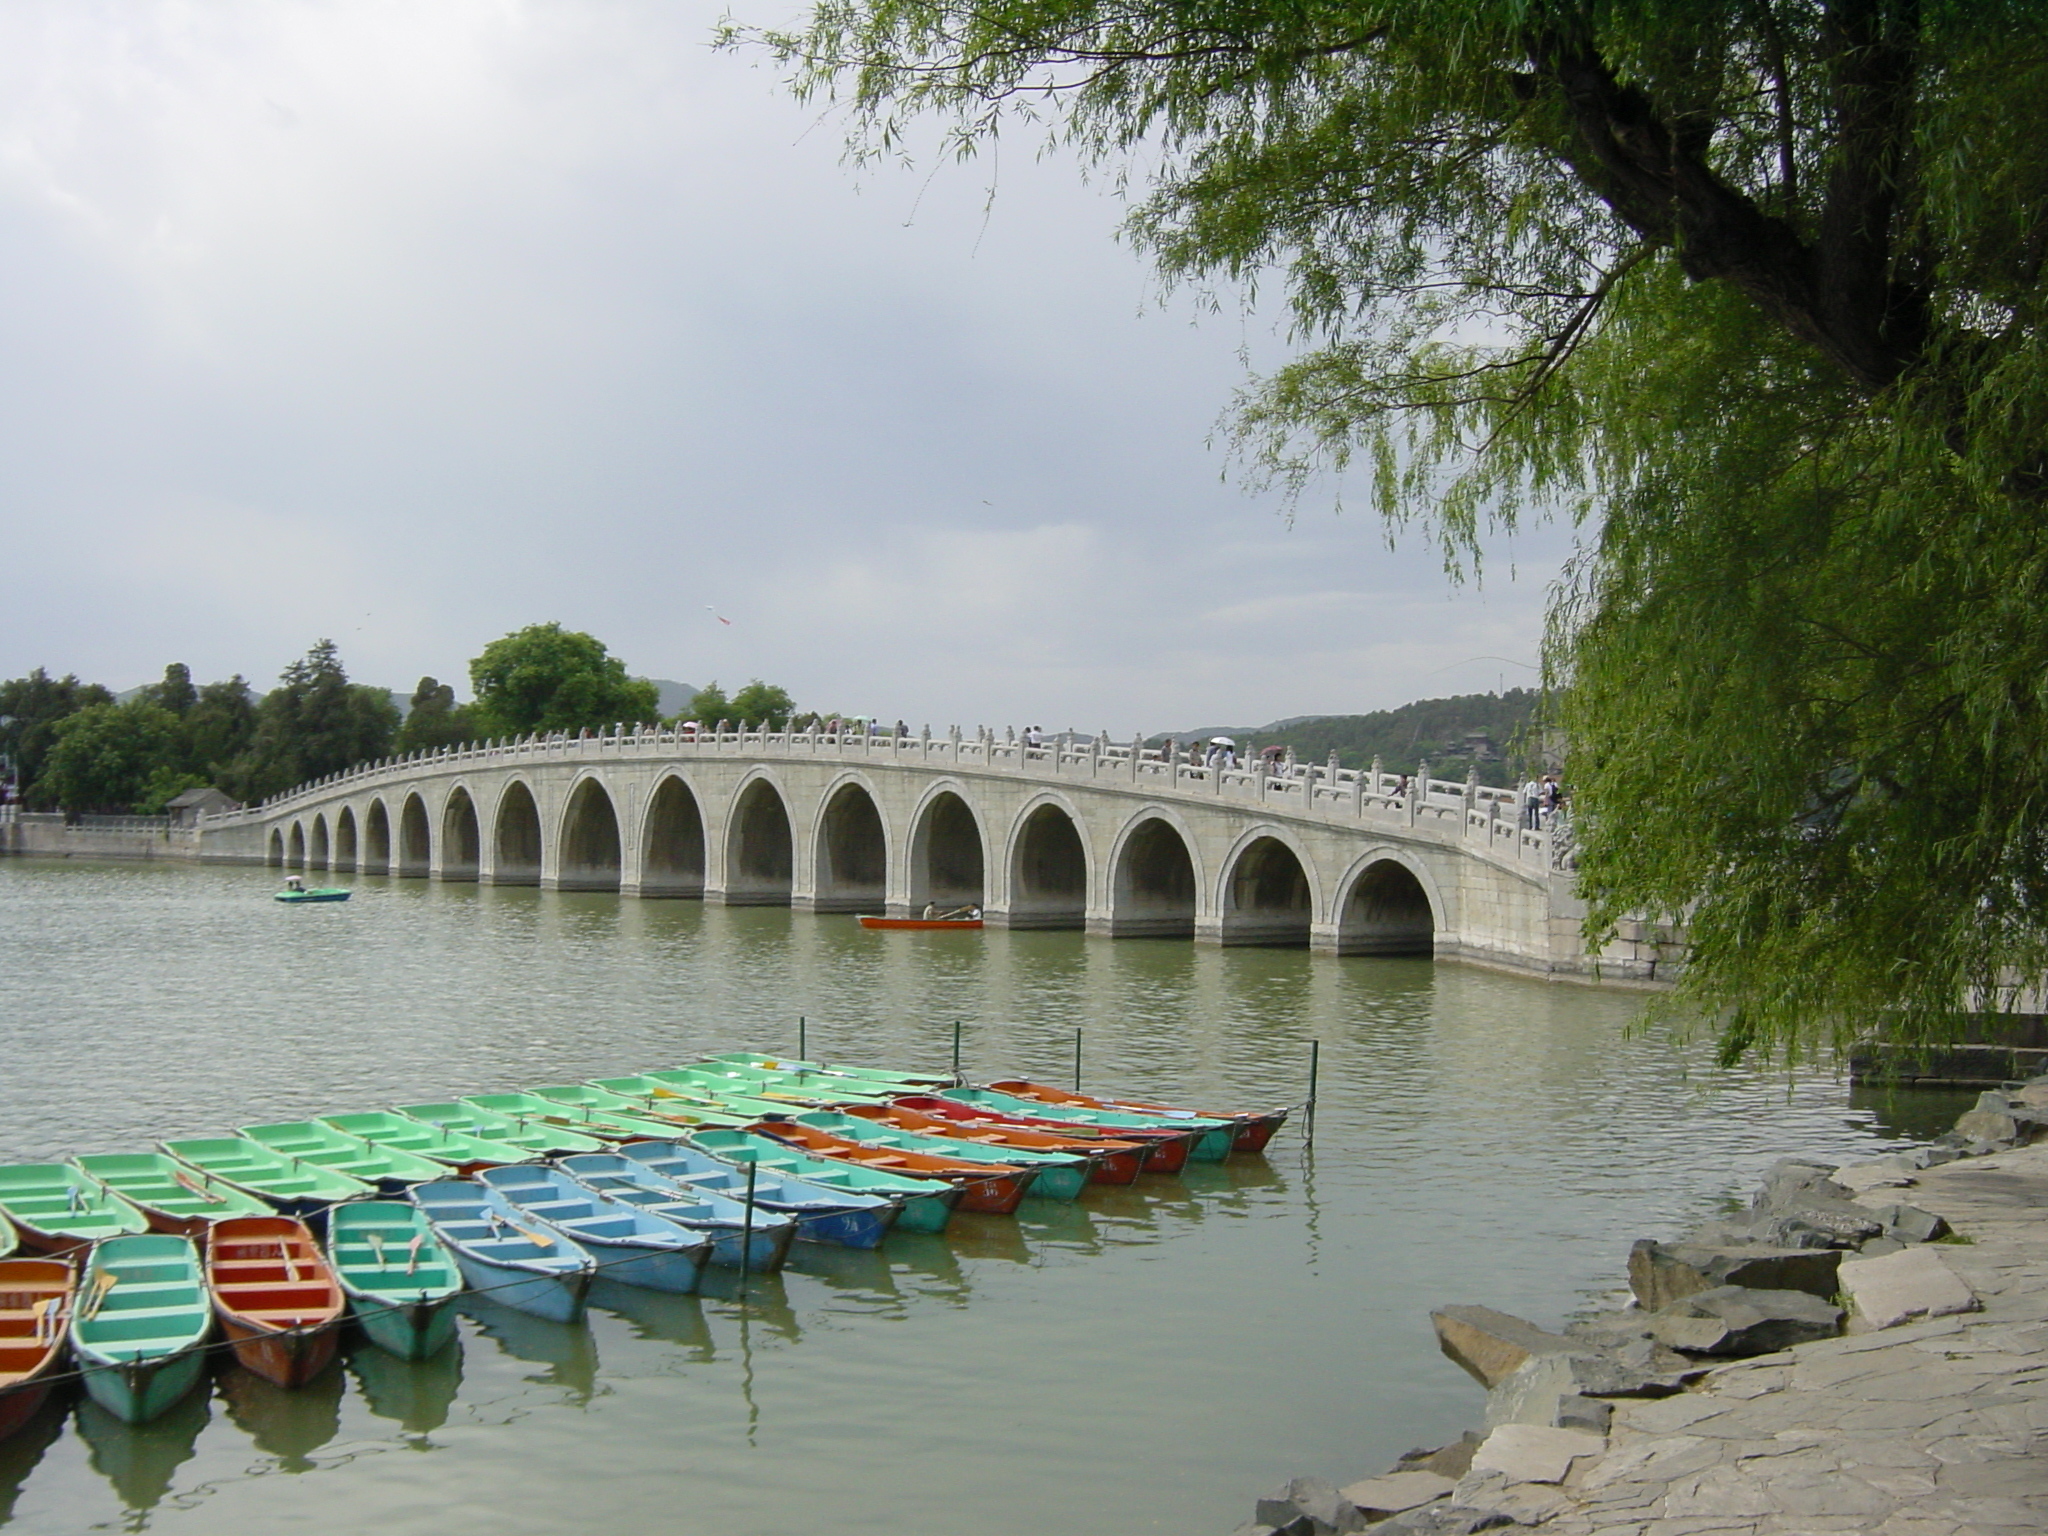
xmin=197 ymin=725 xmax=1656 ymax=980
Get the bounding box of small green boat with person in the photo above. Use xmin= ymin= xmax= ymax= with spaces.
xmin=326 ymin=1200 xmax=464 ymax=1359
xmin=69 ymin=1234 xmax=214 ymax=1424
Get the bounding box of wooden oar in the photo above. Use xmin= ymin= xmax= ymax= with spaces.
xmin=82 ymin=1269 xmax=118 ymax=1321
xmin=367 ymin=1230 xmax=387 ymax=1269
xmin=405 ymin=1232 xmax=423 ymax=1275
xmin=170 ymin=1167 xmax=227 ymax=1204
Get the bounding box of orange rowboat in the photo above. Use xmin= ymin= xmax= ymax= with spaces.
xmin=856 ymin=915 xmax=983 ymax=931
xmin=986 ymin=1079 xmax=1288 ymax=1157
xmin=0 ymin=1258 xmax=72 ymax=1443
xmin=849 ymin=1103 xmax=1147 ymax=1185
xmin=746 ymin=1121 xmax=1038 ymax=1214
xmin=205 ymin=1217 xmax=345 ymax=1388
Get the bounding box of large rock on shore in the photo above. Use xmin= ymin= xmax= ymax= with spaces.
xmin=1626 ymin=1238 xmax=1842 ymax=1309
xmin=1431 ymin=1305 xmax=1582 ymax=1388
xmin=1839 ymin=1244 xmax=1980 ymax=1330
xmin=1645 ymin=1284 xmax=1844 ymax=1355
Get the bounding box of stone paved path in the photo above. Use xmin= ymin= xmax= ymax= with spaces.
xmin=1484 ymin=1143 xmax=2048 ymax=1535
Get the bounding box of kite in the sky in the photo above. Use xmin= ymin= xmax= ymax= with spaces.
xmin=707 ymin=606 xmax=732 ymax=627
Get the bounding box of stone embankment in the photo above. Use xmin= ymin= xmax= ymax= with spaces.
xmin=1241 ymin=1083 xmax=2048 ymax=1535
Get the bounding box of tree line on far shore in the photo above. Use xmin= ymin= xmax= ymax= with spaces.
xmin=0 ymin=623 xmax=803 ymax=815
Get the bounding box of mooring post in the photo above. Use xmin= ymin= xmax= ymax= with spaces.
xmin=739 ymin=1159 xmax=758 ymax=1295
xmin=952 ymin=1020 xmax=962 ymax=1080
xmin=1305 ymin=1039 xmax=1321 ymax=1142
xmin=798 ymin=1015 xmax=807 ymax=1064
xmin=1073 ymin=1027 xmax=1082 ymax=1092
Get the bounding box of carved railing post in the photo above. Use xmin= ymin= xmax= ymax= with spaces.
xmin=1410 ymin=759 xmax=1428 ymax=825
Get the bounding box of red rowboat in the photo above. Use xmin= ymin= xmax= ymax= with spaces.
xmin=856 ymin=915 xmax=983 ymax=931
xmin=746 ymin=1121 xmax=1037 ymax=1214
xmin=205 ymin=1217 xmax=345 ymax=1388
xmin=0 ymin=1258 xmax=72 ymax=1443
xmin=864 ymin=1101 xmax=1148 ymax=1185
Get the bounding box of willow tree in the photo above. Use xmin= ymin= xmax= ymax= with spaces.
xmin=729 ymin=1 xmax=2048 ymax=1059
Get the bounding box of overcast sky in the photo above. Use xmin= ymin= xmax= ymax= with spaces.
xmin=0 ymin=1 xmax=1568 ymax=734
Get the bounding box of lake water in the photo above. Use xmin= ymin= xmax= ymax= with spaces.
xmin=0 ymin=859 xmax=1954 ymax=1534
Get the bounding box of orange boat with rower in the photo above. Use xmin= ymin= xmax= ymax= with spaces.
xmin=746 ymin=1120 xmax=1037 ymax=1214
xmin=856 ymin=909 xmax=983 ymax=931
xmin=847 ymin=1102 xmax=1148 ymax=1185
xmin=205 ymin=1216 xmax=345 ymax=1388
xmin=0 ymin=1258 xmax=72 ymax=1443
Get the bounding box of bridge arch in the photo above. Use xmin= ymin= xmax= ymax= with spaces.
xmin=286 ymin=822 xmax=305 ymax=869
xmin=490 ymin=780 xmax=543 ymax=885
xmin=397 ymin=793 xmax=432 ymax=877
xmin=333 ymin=805 xmax=357 ymax=871
xmin=640 ymin=773 xmax=705 ymax=897
xmin=725 ymin=773 xmax=794 ymax=905
xmin=1107 ymin=810 xmax=1200 ymax=939
xmin=267 ymin=827 xmax=284 ymax=867
xmin=812 ymin=774 xmax=889 ymax=912
xmin=441 ymin=786 xmax=480 ymax=881
xmin=557 ymin=776 xmax=623 ymax=891
xmin=1006 ymin=795 xmax=1090 ymax=929
xmin=1331 ymin=849 xmax=1441 ymax=956
xmin=309 ymin=814 xmax=330 ymax=870
xmin=1218 ymin=827 xmax=1319 ymax=947
xmin=363 ymin=799 xmax=392 ymax=874
xmin=908 ymin=783 xmax=984 ymax=913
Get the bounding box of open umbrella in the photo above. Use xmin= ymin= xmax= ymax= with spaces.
xmin=1209 ymin=736 xmax=1236 ymax=747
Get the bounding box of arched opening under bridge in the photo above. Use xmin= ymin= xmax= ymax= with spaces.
xmin=640 ymin=776 xmax=705 ymax=897
xmin=397 ymin=794 xmax=431 ymax=878
xmin=491 ymin=783 xmax=543 ymax=885
xmin=1007 ymin=804 xmax=1086 ymax=929
xmin=557 ymin=780 xmax=622 ymax=891
xmin=363 ymin=800 xmax=392 ymax=874
xmin=333 ymin=806 xmax=357 ymax=871
xmin=1109 ymin=817 xmax=1196 ymax=938
xmin=286 ymin=822 xmax=306 ymax=869
xmin=267 ymin=827 xmax=285 ymax=868
xmin=309 ymin=815 xmax=330 ymax=870
xmin=1220 ymin=836 xmax=1313 ymax=946
xmin=725 ymin=779 xmax=793 ymax=905
xmin=1334 ymin=859 xmax=1436 ymax=955
xmin=812 ymin=782 xmax=887 ymax=912
xmin=441 ymin=788 xmax=480 ymax=881
xmin=909 ymin=792 xmax=982 ymax=913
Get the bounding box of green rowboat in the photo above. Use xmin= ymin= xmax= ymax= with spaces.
xmin=0 ymin=1164 xmax=151 ymax=1254
xmin=238 ymin=1121 xmax=448 ymax=1193
xmin=320 ymin=1112 xmax=534 ymax=1173
xmin=394 ymin=1101 xmax=609 ymax=1156
xmin=326 ymin=1201 xmax=463 ymax=1359
xmin=70 ymin=1234 xmax=213 ymax=1423
xmin=73 ymin=1152 xmax=273 ymax=1236
xmin=160 ymin=1136 xmax=376 ymax=1219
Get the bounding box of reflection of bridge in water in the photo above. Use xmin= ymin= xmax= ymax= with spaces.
xmin=200 ymin=724 xmax=1670 ymax=981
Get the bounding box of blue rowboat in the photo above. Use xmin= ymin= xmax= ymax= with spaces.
xmin=555 ymin=1152 xmax=797 ymax=1272
xmin=407 ymin=1180 xmax=595 ymax=1323
xmin=475 ymin=1166 xmax=712 ymax=1295
xmin=685 ymin=1130 xmax=960 ymax=1235
xmin=393 ymin=1101 xmax=609 ymax=1157
xmin=325 ymin=1201 xmax=464 ymax=1360
xmin=788 ymin=1111 xmax=1092 ymax=1202
xmin=610 ymin=1140 xmax=900 ymax=1250
xmin=69 ymin=1235 xmax=213 ymax=1424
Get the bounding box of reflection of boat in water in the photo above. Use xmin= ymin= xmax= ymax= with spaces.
xmin=587 ymin=1279 xmax=714 ymax=1355
xmin=1179 ymin=1156 xmax=1291 ymax=1204
xmin=217 ymin=1357 xmax=344 ymax=1470
xmin=1013 ymin=1199 xmax=1101 ymax=1255
xmin=73 ymin=1386 xmax=211 ymax=1514
xmin=349 ymin=1338 xmax=462 ymax=1437
xmin=942 ymin=1211 xmax=1032 ymax=1266
xmin=0 ymin=1392 xmax=65 ymax=1523
xmin=458 ymin=1295 xmax=599 ymax=1403
xmin=691 ymin=1270 xmax=801 ymax=1343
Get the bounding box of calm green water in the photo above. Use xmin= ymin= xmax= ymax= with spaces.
xmin=0 ymin=859 xmax=1937 ymax=1535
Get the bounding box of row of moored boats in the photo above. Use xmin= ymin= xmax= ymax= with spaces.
xmin=0 ymin=1054 xmax=1286 ymax=1432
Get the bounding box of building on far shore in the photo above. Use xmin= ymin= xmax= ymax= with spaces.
xmin=164 ymin=786 xmax=240 ymax=828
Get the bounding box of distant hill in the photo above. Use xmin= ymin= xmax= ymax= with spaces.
xmin=642 ymin=679 xmax=698 ymax=718
xmin=1152 ymin=688 xmax=1548 ymax=780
